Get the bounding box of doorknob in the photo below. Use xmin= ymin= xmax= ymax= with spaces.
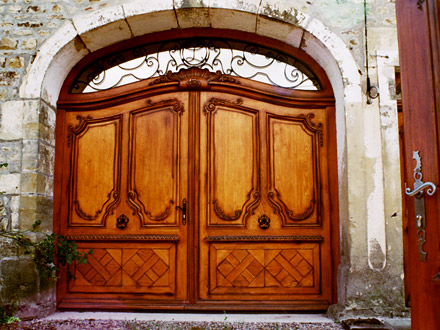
xmin=405 ymin=151 xmax=437 ymax=261
xmin=175 ymin=198 xmax=187 ymax=225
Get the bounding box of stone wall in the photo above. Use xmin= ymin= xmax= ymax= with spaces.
xmin=0 ymin=0 xmax=405 ymax=320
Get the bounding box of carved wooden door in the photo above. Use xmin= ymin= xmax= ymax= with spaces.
xmin=56 ymin=62 xmax=336 ymax=310
xmin=56 ymin=94 xmax=190 ymax=308
xmin=196 ymin=92 xmax=333 ymax=308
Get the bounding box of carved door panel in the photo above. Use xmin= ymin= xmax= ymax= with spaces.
xmin=57 ymin=94 xmax=189 ymax=306
xmin=198 ymin=92 xmax=333 ymax=307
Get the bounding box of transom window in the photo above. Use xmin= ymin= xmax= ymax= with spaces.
xmin=71 ymin=38 xmax=321 ymax=93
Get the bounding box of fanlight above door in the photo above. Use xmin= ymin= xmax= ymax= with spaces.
xmin=71 ymin=39 xmax=321 ymax=93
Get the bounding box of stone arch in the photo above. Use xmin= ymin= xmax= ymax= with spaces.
xmin=19 ymin=1 xmax=364 ymax=305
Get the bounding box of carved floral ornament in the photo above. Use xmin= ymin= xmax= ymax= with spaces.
xmin=71 ymin=38 xmax=320 ymax=93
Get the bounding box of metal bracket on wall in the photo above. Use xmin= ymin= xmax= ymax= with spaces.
xmin=405 ymin=151 xmax=437 ymax=261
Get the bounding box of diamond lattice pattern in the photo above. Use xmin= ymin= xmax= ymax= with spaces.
xmin=76 ymin=248 xmax=170 ymax=287
xmin=216 ymin=248 xmax=314 ymax=288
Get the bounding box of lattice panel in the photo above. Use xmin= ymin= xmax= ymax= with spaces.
xmin=210 ymin=244 xmax=319 ymax=294
xmin=71 ymin=245 xmax=175 ymax=294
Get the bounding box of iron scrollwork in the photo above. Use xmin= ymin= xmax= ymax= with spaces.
xmin=71 ymin=38 xmax=320 ymax=93
xmin=405 ymin=151 xmax=437 ymax=261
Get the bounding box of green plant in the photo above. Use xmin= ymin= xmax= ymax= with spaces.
xmin=0 ymin=304 xmax=20 ymax=324
xmin=0 ymin=221 xmax=92 ymax=280
xmin=0 ymin=162 xmax=92 ymax=280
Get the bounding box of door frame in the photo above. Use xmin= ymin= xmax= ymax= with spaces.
xmin=55 ymin=29 xmax=340 ymax=310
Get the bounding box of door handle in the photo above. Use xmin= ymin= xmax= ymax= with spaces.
xmin=405 ymin=151 xmax=437 ymax=261
xmin=176 ymin=198 xmax=187 ymax=225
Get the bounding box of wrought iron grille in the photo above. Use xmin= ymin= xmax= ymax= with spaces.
xmin=71 ymin=38 xmax=321 ymax=93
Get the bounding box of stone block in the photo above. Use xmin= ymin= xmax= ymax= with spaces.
xmin=0 ymin=101 xmax=23 ymax=140
xmin=259 ymin=0 xmax=311 ymax=27
xmin=174 ymin=0 xmax=208 ymax=8
xmin=19 ymin=21 xmax=79 ymax=99
xmin=123 ymin=0 xmax=173 ymax=15
xmin=257 ymin=15 xmax=304 ymax=48
xmin=21 ymin=140 xmax=55 ymax=175
xmin=10 ymin=195 xmax=20 ymax=231
xmin=209 ymin=0 xmax=260 ymax=13
xmin=19 ymin=195 xmax=53 ymax=232
xmin=210 ymin=8 xmax=256 ymax=33
xmin=22 ymin=38 xmax=38 ymax=50
xmin=8 ymin=5 xmax=23 ymax=13
xmin=39 ymin=103 xmax=56 ymax=146
xmin=41 ymin=36 xmax=89 ymax=107
xmin=0 ymin=37 xmax=18 ymax=50
xmin=125 ymin=7 xmax=178 ymax=37
xmin=14 ymin=29 xmax=33 ymax=36
xmin=38 ymin=143 xmax=54 ymax=176
xmin=0 ymin=72 xmax=18 ymax=87
xmin=0 ymin=141 xmax=22 ymax=173
xmin=45 ymin=176 xmax=53 ymax=198
xmin=0 ymin=174 xmax=20 ymax=195
xmin=0 ymin=257 xmax=38 ymax=303
xmin=368 ymin=27 xmax=398 ymax=52
xmin=306 ymin=18 xmax=361 ymax=86
xmin=0 ymin=89 xmax=7 ymax=101
xmin=23 ymin=100 xmax=41 ymax=140
xmin=72 ymin=5 xmax=132 ymax=52
xmin=21 ymin=140 xmax=39 ymax=171
xmin=175 ymin=7 xmax=210 ymax=28
xmin=0 ymin=100 xmax=40 ymax=141
xmin=0 ymin=241 xmax=18 ymax=259
xmin=20 ymin=172 xmax=47 ymax=195
xmin=8 ymin=57 xmax=24 ymax=69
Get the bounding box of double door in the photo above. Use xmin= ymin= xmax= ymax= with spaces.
xmin=56 ymin=90 xmax=334 ymax=310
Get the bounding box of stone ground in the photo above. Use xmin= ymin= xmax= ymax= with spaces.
xmin=0 ymin=312 xmax=411 ymax=330
xmin=0 ymin=319 xmax=345 ymax=330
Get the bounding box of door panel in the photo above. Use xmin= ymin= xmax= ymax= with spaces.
xmin=70 ymin=242 xmax=177 ymax=294
xmin=268 ymin=114 xmax=320 ymax=225
xmin=58 ymin=94 xmax=189 ymax=306
xmin=198 ymin=92 xmax=332 ymax=306
xmin=69 ymin=115 xmax=122 ymax=227
xmin=209 ymin=242 xmax=321 ymax=295
xmin=205 ymin=98 xmax=260 ymax=226
xmin=128 ymin=100 xmax=186 ymax=226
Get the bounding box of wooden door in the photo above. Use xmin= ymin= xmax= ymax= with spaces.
xmin=396 ymin=0 xmax=440 ymax=328
xmin=56 ymin=94 xmax=190 ymax=308
xmin=55 ymin=69 xmax=337 ymax=310
xmin=197 ymin=92 xmax=333 ymax=309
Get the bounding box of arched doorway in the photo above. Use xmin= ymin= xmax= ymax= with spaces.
xmin=55 ymin=29 xmax=339 ymax=311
